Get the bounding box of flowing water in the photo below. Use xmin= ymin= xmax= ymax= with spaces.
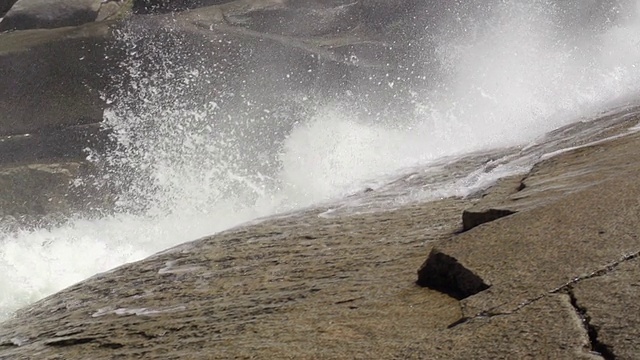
xmin=1 ymin=0 xmax=640 ymax=321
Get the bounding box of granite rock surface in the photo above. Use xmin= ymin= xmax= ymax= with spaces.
xmin=0 ymin=107 xmax=638 ymax=359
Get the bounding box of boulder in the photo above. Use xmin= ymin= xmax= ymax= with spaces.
xmin=0 ymin=0 xmax=130 ymax=32
xmin=416 ymin=248 xmax=490 ymax=300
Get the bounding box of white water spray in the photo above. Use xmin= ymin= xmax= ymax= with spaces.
xmin=1 ymin=0 xmax=639 ymax=320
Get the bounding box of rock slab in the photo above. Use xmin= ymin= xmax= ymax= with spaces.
xmin=1 ymin=107 xmax=639 ymax=359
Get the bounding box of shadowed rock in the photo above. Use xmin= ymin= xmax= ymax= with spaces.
xmin=0 ymin=0 xmax=17 ymax=16
xmin=416 ymin=248 xmax=490 ymax=300
xmin=461 ymin=208 xmax=517 ymax=232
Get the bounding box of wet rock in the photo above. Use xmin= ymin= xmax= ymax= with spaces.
xmin=0 ymin=22 xmax=117 ymax=136
xmin=0 ymin=123 xmax=108 ymax=165
xmin=132 ymin=0 xmax=232 ymax=14
xmin=0 ymin=0 xmax=426 ymax=138
xmin=461 ymin=208 xmax=517 ymax=232
xmin=0 ymin=0 xmax=17 ymax=17
xmin=0 ymin=22 xmax=117 ymax=221
xmin=0 ymin=160 xmax=111 ymax=227
xmin=0 ymin=0 xmax=130 ymax=32
xmin=0 ymin=0 xmax=431 ymax=223
xmin=223 ymin=0 xmax=363 ymax=37
xmin=1 ymin=108 xmax=640 ymax=358
xmin=0 ymin=123 xmax=112 ymax=223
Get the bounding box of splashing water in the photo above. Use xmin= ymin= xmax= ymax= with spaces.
xmin=1 ymin=0 xmax=640 ymax=320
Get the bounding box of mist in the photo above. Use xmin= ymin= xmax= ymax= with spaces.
xmin=1 ymin=0 xmax=639 ymax=320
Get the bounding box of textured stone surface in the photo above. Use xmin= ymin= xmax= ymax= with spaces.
xmin=427 ymin=131 xmax=640 ymax=321
xmin=426 ymin=295 xmax=599 ymax=360
xmin=0 ymin=107 xmax=639 ymax=359
xmin=0 ymin=199 xmax=467 ymax=359
xmin=573 ymin=257 xmax=640 ymax=359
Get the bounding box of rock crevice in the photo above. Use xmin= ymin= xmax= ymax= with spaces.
xmin=566 ymin=289 xmax=616 ymax=359
xmin=446 ymin=250 xmax=640 ymax=329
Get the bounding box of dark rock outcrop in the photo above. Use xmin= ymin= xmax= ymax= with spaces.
xmin=0 ymin=20 xmax=118 ymax=222
xmin=0 ymin=23 xmax=117 ymax=136
xmin=0 ymin=0 xmax=18 ymax=17
xmin=0 ymin=0 xmax=130 ymax=32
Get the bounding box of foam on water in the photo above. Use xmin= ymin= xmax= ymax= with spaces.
xmin=2 ymin=0 xmax=640 ymax=320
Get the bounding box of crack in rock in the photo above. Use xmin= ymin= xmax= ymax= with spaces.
xmin=99 ymin=342 xmax=125 ymax=349
xmin=549 ymin=251 xmax=640 ymax=294
xmin=445 ymin=250 xmax=640 ymax=329
xmin=566 ymin=289 xmax=616 ymax=359
xmin=44 ymin=336 xmax=97 ymax=347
